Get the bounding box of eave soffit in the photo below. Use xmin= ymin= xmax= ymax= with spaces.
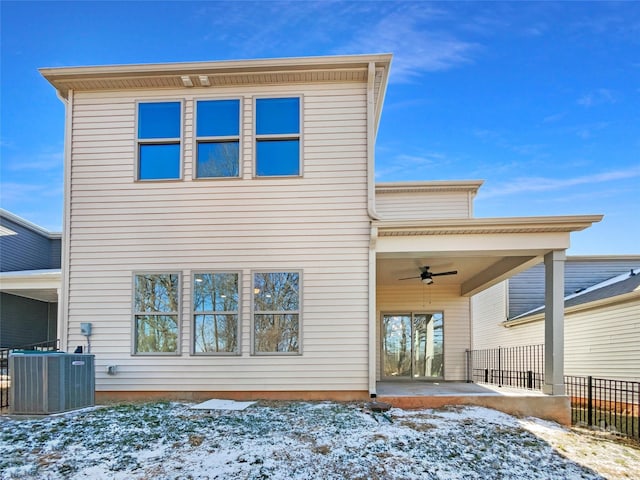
xmin=39 ymin=53 xmax=392 ymax=100
xmin=373 ymin=215 xmax=604 ymax=237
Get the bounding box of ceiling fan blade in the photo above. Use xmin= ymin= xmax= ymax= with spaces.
xmin=398 ymin=276 xmax=422 ymax=280
xmin=431 ymin=270 xmax=458 ymax=277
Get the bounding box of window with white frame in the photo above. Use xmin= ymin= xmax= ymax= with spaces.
xmin=137 ymin=102 xmax=182 ymax=180
xmin=196 ymin=99 xmax=240 ymax=178
xmin=134 ymin=273 xmax=179 ymax=353
xmin=255 ymin=97 xmax=300 ymax=177
xmin=253 ymin=271 xmax=300 ymax=353
xmin=193 ymin=272 xmax=239 ymax=353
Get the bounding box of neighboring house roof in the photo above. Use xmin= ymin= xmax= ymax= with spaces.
xmin=506 ymin=256 xmax=640 ymax=318
xmin=0 ymin=209 xmax=61 ymax=239
xmin=505 ymin=268 xmax=640 ymax=325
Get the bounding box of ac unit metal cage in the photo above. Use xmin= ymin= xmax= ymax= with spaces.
xmin=9 ymin=352 xmax=95 ymax=414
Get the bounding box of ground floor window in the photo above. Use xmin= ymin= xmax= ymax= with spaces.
xmin=253 ymin=271 xmax=300 ymax=354
xmin=381 ymin=312 xmax=443 ymax=379
xmin=133 ymin=273 xmax=180 ymax=354
xmin=193 ymin=272 xmax=239 ymax=354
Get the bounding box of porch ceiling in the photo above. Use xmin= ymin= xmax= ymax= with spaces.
xmin=374 ymin=214 xmax=603 ymax=296
xmin=377 ymin=254 xmax=541 ymax=296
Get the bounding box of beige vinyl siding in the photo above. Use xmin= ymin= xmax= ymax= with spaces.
xmin=376 ymin=284 xmax=470 ymax=381
xmin=471 ymin=282 xmax=523 ymax=349
xmin=376 ymin=191 xmax=472 ymax=220
xmin=472 ymin=286 xmax=640 ymax=381
xmin=564 ymin=298 xmax=640 ymax=381
xmin=67 ymin=82 xmax=371 ymax=392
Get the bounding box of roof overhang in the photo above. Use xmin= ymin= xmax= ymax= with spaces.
xmin=40 ymin=53 xmax=392 ymax=98
xmin=0 ymin=269 xmax=61 ymax=302
xmin=376 ymin=180 xmax=484 ymax=195
xmin=374 ymin=215 xmax=603 ymax=296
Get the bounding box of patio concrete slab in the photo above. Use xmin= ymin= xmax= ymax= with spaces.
xmin=376 ymin=382 xmax=569 ymax=425
xmin=377 ymin=381 xmax=545 ymax=397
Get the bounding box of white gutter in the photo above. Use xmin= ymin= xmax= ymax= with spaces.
xmin=366 ymin=61 xmax=380 ymax=221
xmin=58 ymin=88 xmax=72 ymax=352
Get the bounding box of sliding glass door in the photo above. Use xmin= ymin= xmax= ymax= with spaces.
xmin=381 ymin=312 xmax=443 ymax=380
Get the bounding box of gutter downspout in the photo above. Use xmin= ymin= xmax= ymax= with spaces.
xmin=57 ymin=89 xmax=72 ymax=352
xmin=368 ymin=226 xmax=378 ymax=397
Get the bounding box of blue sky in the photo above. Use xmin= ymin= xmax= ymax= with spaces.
xmin=1 ymin=1 xmax=638 ymax=254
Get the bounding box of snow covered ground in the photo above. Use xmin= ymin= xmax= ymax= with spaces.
xmin=1 ymin=401 xmax=638 ymax=479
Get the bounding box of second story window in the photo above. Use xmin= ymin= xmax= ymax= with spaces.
xmin=196 ymin=99 xmax=240 ymax=178
xmin=137 ymin=102 xmax=181 ymax=180
xmin=255 ymin=97 xmax=300 ymax=177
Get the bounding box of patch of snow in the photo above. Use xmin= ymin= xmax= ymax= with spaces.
xmin=190 ymin=398 xmax=256 ymax=411
xmin=1 ymin=401 xmax=638 ymax=480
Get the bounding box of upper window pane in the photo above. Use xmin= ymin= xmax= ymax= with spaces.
xmin=135 ymin=274 xmax=179 ymax=313
xmin=194 ymin=273 xmax=239 ymax=312
xmin=256 ymin=98 xmax=299 ymax=135
xmin=197 ymin=100 xmax=240 ymax=137
xmin=139 ymin=144 xmax=180 ymax=180
xmin=138 ymin=102 xmax=181 ymax=139
xmin=254 ymin=272 xmax=299 ymax=312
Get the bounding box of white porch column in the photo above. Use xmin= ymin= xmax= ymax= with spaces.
xmin=543 ymin=250 xmax=566 ymax=395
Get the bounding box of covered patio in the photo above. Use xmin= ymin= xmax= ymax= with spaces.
xmin=369 ymin=213 xmax=602 ymax=424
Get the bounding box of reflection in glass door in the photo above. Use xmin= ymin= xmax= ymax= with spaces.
xmin=382 ymin=313 xmax=443 ymax=379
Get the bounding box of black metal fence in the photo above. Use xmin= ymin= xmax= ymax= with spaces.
xmin=466 ymin=344 xmax=545 ymax=390
xmin=466 ymin=345 xmax=640 ymax=441
xmin=0 ymin=339 xmax=60 ymax=409
xmin=565 ymin=375 xmax=639 ymax=441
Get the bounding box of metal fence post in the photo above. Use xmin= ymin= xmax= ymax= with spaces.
xmin=498 ymin=346 xmax=502 ymax=387
xmin=587 ymin=376 xmax=593 ymax=427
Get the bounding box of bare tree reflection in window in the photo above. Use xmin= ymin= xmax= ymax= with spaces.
xmin=254 ymin=272 xmax=299 ymax=353
xmin=194 ymin=273 xmax=238 ymax=353
xmin=134 ymin=274 xmax=179 ymax=353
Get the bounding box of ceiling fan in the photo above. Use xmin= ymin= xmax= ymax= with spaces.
xmin=398 ymin=266 xmax=458 ymax=285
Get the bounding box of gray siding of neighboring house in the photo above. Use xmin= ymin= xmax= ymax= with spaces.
xmin=0 ymin=293 xmax=57 ymax=348
xmin=49 ymin=238 xmax=62 ymax=269
xmin=508 ymin=258 xmax=640 ymax=319
xmin=0 ymin=216 xmax=61 ymax=272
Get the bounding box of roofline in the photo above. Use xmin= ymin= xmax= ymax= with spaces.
xmin=40 ymin=53 xmax=393 ymax=99
xmin=373 ymin=214 xmax=604 ymax=235
xmin=376 ymin=180 xmax=484 ymax=194
xmin=0 ymin=269 xmax=62 ymax=280
xmin=0 ymin=209 xmax=62 ymax=238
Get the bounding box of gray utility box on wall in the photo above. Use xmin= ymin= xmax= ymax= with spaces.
xmin=9 ymin=352 xmax=95 ymax=414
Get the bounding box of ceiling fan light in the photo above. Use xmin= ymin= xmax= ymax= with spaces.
xmin=422 ymin=277 xmax=434 ymax=285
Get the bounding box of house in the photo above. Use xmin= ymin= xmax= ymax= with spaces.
xmin=472 ymin=257 xmax=640 ymax=381
xmin=39 ymin=54 xmax=602 ymax=422
xmin=0 ymin=209 xmax=61 ymax=348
